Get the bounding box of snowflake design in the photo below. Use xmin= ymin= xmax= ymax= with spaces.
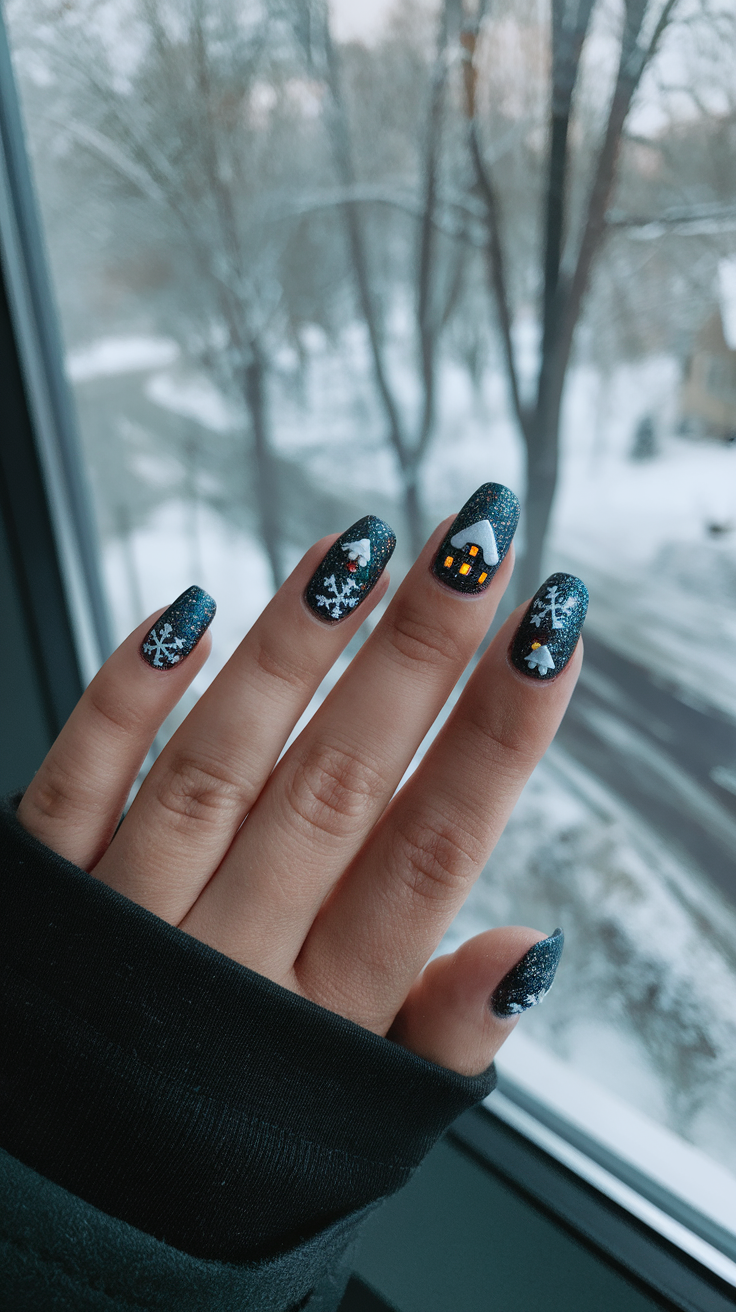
xmin=530 ymin=585 xmax=577 ymax=630
xmin=142 ymin=622 xmax=185 ymax=667
xmin=315 ymin=574 xmax=360 ymax=620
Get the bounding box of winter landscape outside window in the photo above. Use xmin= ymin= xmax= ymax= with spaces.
xmin=5 ymin=0 xmax=736 ymax=1274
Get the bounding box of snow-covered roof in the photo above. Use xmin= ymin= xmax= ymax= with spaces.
xmin=718 ymin=257 xmax=736 ymax=351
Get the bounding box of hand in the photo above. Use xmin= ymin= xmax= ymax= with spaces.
xmin=17 ymin=497 xmax=584 ymax=1077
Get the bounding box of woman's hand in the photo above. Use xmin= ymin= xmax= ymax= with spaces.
xmin=17 ymin=485 xmax=586 ymax=1077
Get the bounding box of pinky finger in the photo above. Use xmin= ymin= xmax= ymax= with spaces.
xmin=17 ymin=586 xmax=215 ymax=872
xmin=388 ymin=926 xmax=564 ymax=1077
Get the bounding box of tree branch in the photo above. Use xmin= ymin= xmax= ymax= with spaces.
xmin=415 ymin=0 xmax=462 ymax=464
xmin=307 ymin=1 xmax=409 ymax=472
xmin=551 ymin=0 xmax=680 ymax=399
xmin=542 ymin=0 xmax=596 ymax=353
xmin=462 ymin=10 xmax=527 ymax=435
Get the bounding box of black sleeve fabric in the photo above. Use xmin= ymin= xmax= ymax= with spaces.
xmin=0 ymin=794 xmax=496 ymax=1271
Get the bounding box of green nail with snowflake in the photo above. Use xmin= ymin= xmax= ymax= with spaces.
xmin=140 ymin=585 xmax=216 ymax=669
xmin=510 ymin=572 xmax=588 ymax=680
xmin=305 ymin=515 xmax=396 ymax=623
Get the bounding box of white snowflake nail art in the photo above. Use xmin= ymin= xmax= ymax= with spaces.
xmin=315 ymin=574 xmax=360 ymax=621
xmin=305 ymin=515 xmax=396 ymax=623
xmin=142 ymin=622 xmax=186 ymax=668
xmin=530 ymin=584 xmax=578 ymax=630
xmin=140 ymin=586 xmax=216 ymax=669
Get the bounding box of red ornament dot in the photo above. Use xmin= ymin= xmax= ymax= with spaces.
xmin=347 ymin=561 xmax=357 ymax=572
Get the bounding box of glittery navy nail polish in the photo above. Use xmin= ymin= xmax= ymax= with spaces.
xmin=305 ymin=515 xmax=396 ymax=623
xmin=432 ymin=482 xmax=520 ymax=595
xmin=510 ymin=572 xmax=588 ymax=680
xmin=490 ymin=928 xmax=564 ymax=1018
xmin=140 ymin=585 xmax=216 ymax=670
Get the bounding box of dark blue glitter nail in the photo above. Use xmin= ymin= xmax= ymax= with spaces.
xmin=304 ymin=515 xmax=396 ymax=623
xmin=510 ymin=572 xmax=588 ymax=680
xmin=140 ymin=585 xmax=216 ymax=670
xmin=490 ymin=929 xmax=564 ymax=1018
xmin=432 ymin=482 xmax=520 ymax=595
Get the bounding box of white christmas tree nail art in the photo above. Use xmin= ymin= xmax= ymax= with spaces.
xmin=530 ymin=584 xmax=577 ymax=630
xmin=315 ymin=574 xmax=360 ymax=621
xmin=142 ymin=622 xmax=186 ymax=668
xmin=524 ymin=643 xmax=555 ymax=675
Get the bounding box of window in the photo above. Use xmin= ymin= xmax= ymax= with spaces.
xmin=3 ymin=0 xmax=736 ymax=1288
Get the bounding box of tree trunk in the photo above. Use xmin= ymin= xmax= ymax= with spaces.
xmin=402 ymin=472 xmax=425 ymax=560
xmin=516 ymin=357 xmax=565 ymax=602
xmin=243 ymin=341 xmax=284 ymax=592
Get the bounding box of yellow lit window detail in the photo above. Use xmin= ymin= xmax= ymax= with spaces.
xmin=443 ymin=555 xmax=454 ymax=568
xmin=531 ymin=642 xmax=541 ymax=650
xmin=469 ymin=545 xmax=479 ymax=557
xmin=459 ymin=562 xmax=471 ymax=576
xmin=478 ymin=572 xmax=487 ymax=584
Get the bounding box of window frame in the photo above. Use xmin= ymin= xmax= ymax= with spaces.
xmin=0 ymin=12 xmax=734 ymax=1310
xmin=0 ymin=10 xmax=110 ymax=706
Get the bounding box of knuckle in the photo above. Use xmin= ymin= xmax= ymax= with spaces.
xmin=154 ymin=753 xmax=244 ymax=829
xmin=384 ymin=606 xmax=468 ymax=673
xmin=87 ymin=684 xmax=145 ymax=738
xmin=252 ymin=635 xmax=313 ymax=698
xmin=21 ymin=762 xmax=82 ymax=826
xmin=287 ymin=741 xmax=384 ymax=841
xmin=469 ymin=705 xmax=539 ymax=770
xmin=392 ymin=810 xmax=482 ymax=906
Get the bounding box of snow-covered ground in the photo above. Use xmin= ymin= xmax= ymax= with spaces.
xmin=73 ymin=329 xmax=736 ymax=1239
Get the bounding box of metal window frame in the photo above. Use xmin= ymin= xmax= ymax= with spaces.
xmin=0 ymin=10 xmax=110 ymax=718
xmin=0 ymin=11 xmax=733 ymax=1311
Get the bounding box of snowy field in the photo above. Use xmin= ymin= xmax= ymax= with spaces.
xmin=71 ymin=330 xmax=736 ymax=1242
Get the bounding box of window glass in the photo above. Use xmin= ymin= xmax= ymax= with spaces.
xmin=6 ymin=0 xmax=736 ymax=1256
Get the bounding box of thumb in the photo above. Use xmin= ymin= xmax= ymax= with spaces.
xmin=388 ymin=926 xmax=564 ymax=1077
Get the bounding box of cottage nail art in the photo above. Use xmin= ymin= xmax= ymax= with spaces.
xmin=432 ymin=482 xmax=520 ymax=595
xmin=491 ymin=928 xmax=564 ymax=1018
xmin=140 ymin=585 xmax=216 ymax=669
xmin=510 ymin=572 xmax=588 ymax=680
xmin=305 ymin=515 xmax=396 ymax=623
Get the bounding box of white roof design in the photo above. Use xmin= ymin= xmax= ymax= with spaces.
xmin=342 ymin=538 xmax=371 ymax=567
xmin=450 ymin=518 xmax=499 ymax=566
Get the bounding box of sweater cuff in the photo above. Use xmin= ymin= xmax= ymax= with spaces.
xmin=0 ymin=794 xmax=496 ymax=1263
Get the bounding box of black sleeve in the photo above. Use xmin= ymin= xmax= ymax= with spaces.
xmin=0 ymin=794 xmax=495 ymax=1306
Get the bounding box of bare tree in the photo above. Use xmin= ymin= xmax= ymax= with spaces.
xmin=18 ymin=0 xmax=336 ymax=591
xmin=463 ymin=0 xmax=680 ymax=599
xmin=291 ymin=0 xmax=466 ymax=555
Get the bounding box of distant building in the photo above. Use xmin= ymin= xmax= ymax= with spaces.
xmin=679 ymin=260 xmax=736 ymax=443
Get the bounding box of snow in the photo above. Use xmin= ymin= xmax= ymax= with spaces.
xmin=145 ymin=370 xmax=237 ymax=433
xmin=67 ymin=334 xmax=179 ymax=381
xmin=494 ymin=1030 xmax=736 ymax=1235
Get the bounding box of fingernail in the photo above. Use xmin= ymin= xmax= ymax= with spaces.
xmin=510 ymin=572 xmax=588 ymax=679
xmin=432 ymin=482 xmax=520 ymax=594
xmin=305 ymin=515 xmax=396 ymax=623
xmin=140 ymin=585 xmax=216 ymax=669
xmin=490 ymin=928 xmax=564 ymax=1018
